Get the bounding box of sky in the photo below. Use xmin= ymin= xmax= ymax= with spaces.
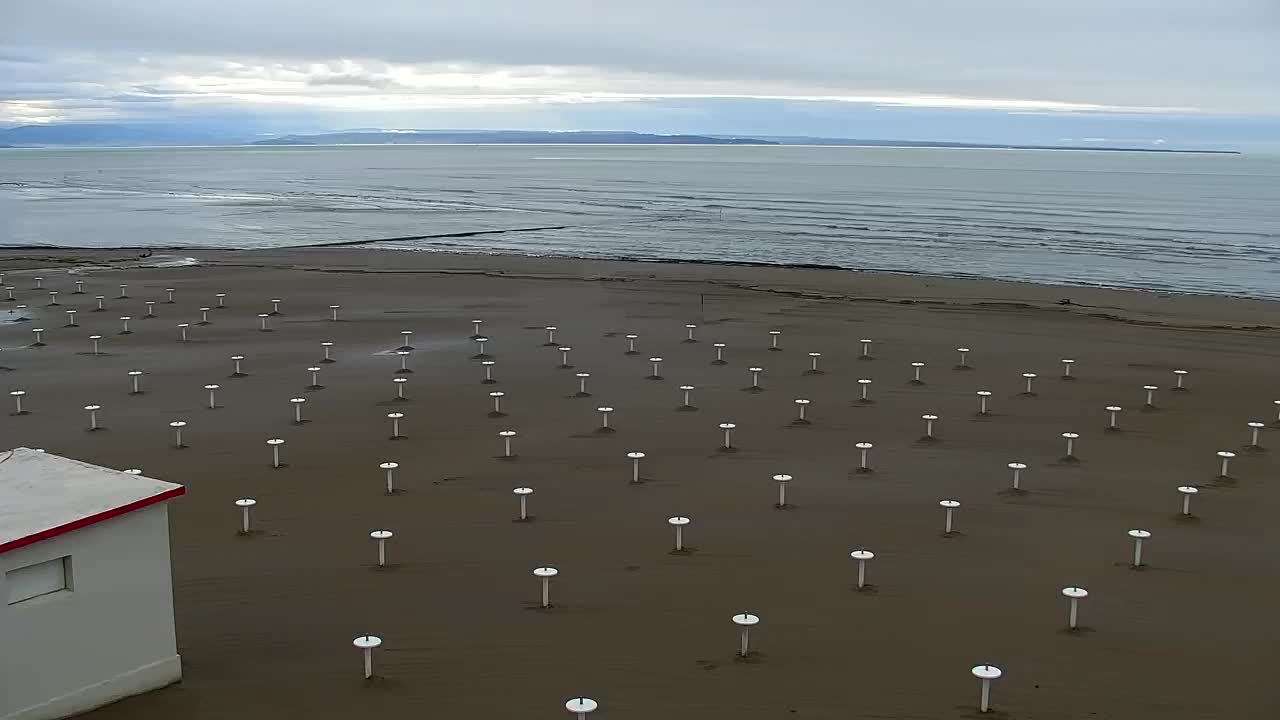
xmin=3 ymin=0 xmax=1279 ymax=147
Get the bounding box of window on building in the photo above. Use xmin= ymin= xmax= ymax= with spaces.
xmin=6 ymin=556 xmax=71 ymax=605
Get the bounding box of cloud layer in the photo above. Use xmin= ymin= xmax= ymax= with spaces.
xmin=4 ymin=0 xmax=1279 ymax=128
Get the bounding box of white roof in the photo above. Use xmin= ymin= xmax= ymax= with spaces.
xmin=0 ymin=448 xmax=184 ymax=554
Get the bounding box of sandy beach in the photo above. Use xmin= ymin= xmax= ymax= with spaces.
xmin=2 ymin=248 xmax=1278 ymax=719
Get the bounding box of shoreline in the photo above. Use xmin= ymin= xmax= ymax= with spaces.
xmin=3 ymin=245 xmax=1280 ymax=307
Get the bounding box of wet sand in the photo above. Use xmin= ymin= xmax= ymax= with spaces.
xmin=2 ymin=249 xmax=1278 ymax=719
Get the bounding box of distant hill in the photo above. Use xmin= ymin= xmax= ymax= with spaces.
xmin=252 ymin=130 xmax=778 ymax=146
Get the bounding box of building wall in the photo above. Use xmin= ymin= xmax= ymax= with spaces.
xmin=0 ymin=503 xmax=181 ymax=720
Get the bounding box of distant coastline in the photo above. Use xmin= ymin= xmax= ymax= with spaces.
xmin=0 ymin=124 xmax=1241 ymax=154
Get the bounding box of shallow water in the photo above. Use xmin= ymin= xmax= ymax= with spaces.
xmin=2 ymin=144 xmax=1278 ymax=298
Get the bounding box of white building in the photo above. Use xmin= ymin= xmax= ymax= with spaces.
xmin=0 ymin=448 xmax=185 ymax=720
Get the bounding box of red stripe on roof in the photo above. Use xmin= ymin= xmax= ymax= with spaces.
xmin=0 ymin=486 xmax=185 ymax=555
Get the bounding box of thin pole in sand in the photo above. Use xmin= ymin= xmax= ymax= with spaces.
xmin=257 ymin=314 xmax=270 ymax=331
xmin=668 ymin=516 xmax=690 ymax=551
xmin=558 ymin=346 xmax=574 ymax=369
xmin=627 ymin=452 xmax=645 ymax=483
xmin=235 ymin=498 xmax=256 ymax=535
xmin=1106 ymin=406 xmax=1122 ymax=431
xmin=976 ymin=390 xmax=992 ymax=415
xmin=371 ymin=530 xmax=393 ymax=566
xmin=647 ymin=357 xmax=664 ymax=380
xmin=47 ymin=291 xmax=58 ymax=306
xmin=170 ymin=421 xmax=188 ymax=448
xmin=396 ymin=351 xmax=413 ymax=374
xmin=321 ymin=341 xmax=335 ymax=363
xmin=921 ymin=414 xmax=939 ymax=440
xmin=624 ymin=334 xmax=639 ymax=355
xmin=330 ymin=305 xmax=341 ymax=321
xmin=269 ymin=298 xmax=283 ymax=315
xmin=129 ymin=370 xmax=144 ymax=395
xmin=165 ymin=288 xmax=175 ymax=304
xmin=470 ymin=319 xmax=483 ymax=338
xmin=773 ymin=473 xmax=792 ymax=508
xmin=178 ymin=323 xmax=190 ymax=342
xmin=972 ymin=665 xmax=1002 ymax=713
xmin=33 ymin=276 xmax=43 ymax=289
xmin=74 ymin=280 xmax=84 ymax=294
xmin=306 ymin=366 xmax=324 ymax=390
xmin=565 ymin=698 xmax=597 ymax=719
xmin=489 ymin=391 xmax=506 ymax=417
xmin=1128 ymin=529 xmax=1151 ymax=567
xmin=398 ymin=330 xmax=413 ymax=350
xmin=597 ymin=407 xmax=615 ymax=433
xmin=380 ymin=462 xmax=398 ymax=494
xmin=940 ymin=499 xmax=960 ymax=535
xmin=1178 ymin=486 xmax=1198 ymax=516
xmin=198 ymin=307 xmax=211 ymax=325
xmin=679 ymin=385 xmax=696 ymax=410
xmin=719 ymin=422 xmax=737 ymax=451
xmin=118 ymin=284 xmax=129 ymax=299
xmin=3 ymin=286 xmax=13 ymax=301
xmin=30 ymin=328 xmax=45 ymax=347
xmin=857 ymin=378 xmax=873 ymax=403
xmin=806 ymin=352 xmax=823 ymax=374
xmin=393 ymin=377 xmax=408 ymax=402
xmin=747 ymin=366 xmax=764 ymax=392
xmin=499 ymin=430 xmax=517 ymax=458
xmin=575 ymin=373 xmax=591 ymax=397
xmin=94 ymin=295 xmax=105 ymax=311
xmin=145 ymin=301 xmax=155 ymax=318
xmin=534 ymin=566 xmax=558 ymax=607
xmin=205 ymin=384 xmax=220 ymax=409
xmin=84 ymin=404 xmax=102 ymax=431
xmin=1008 ymin=462 xmax=1027 ymax=490
xmin=712 ymin=342 xmax=727 ymax=365
xmin=1061 ymin=432 xmax=1080 ymax=461
xmin=855 ymin=442 xmax=874 ymax=473
xmin=1062 ymin=587 xmax=1088 ymax=630
xmin=267 ymin=438 xmax=285 ymax=468
xmin=1247 ymin=421 xmax=1264 ymax=449
xmin=472 ymin=336 xmax=490 ymax=359
xmin=353 ymin=635 xmax=382 ymax=679
xmin=954 ymin=347 xmax=972 ymax=369
xmin=1172 ymin=369 xmax=1189 ymax=391
xmin=543 ymin=326 xmax=558 ymax=346
xmin=290 ymin=398 xmax=307 ymax=424
xmin=1216 ymin=451 xmax=1235 ymax=478
xmin=513 ymin=487 xmax=533 ymax=521
xmin=1021 ymin=372 xmax=1037 ymax=395
xmin=768 ymin=330 xmax=782 ymax=351
xmin=215 ymin=293 xmax=227 ymax=308
xmin=794 ymin=399 xmax=812 ymax=425
xmin=89 ymin=335 xmax=103 ymax=356
xmin=850 ymin=549 xmax=873 ymax=589
xmin=684 ymin=324 xmax=698 ymax=343
xmin=230 ymin=355 xmax=247 ymax=377
xmin=1061 ymin=358 xmax=1075 ymax=379
xmin=388 ymin=413 xmax=405 ymax=440
xmin=10 ymin=390 xmax=27 ymax=415
xmin=733 ymin=613 xmax=760 ymax=656
xmin=1273 ymin=399 xmax=1280 ymax=426
xmin=481 ymin=360 xmax=497 ymax=384
xmin=65 ymin=309 xmax=78 ymax=327
xmin=1143 ymin=385 xmax=1158 ymax=409
xmin=910 ymin=362 xmax=925 ymax=384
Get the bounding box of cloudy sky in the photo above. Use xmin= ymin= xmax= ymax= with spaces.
xmin=4 ymin=0 xmax=1279 ymax=145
